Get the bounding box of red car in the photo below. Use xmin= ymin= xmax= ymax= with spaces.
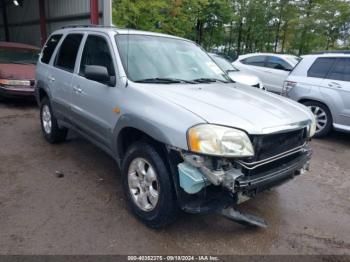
xmin=0 ymin=41 xmax=39 ymax=98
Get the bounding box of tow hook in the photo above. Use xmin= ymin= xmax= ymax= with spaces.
xmin=219 ymin=206 xmax=268 ymax=228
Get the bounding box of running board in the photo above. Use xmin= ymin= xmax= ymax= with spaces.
xmin=219 ymin=207 xmax=268 ymax=228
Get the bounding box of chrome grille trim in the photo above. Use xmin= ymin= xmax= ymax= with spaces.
xmin=237 ymin=142 xmax=307 ymax=170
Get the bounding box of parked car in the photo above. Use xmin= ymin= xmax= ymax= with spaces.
xmin=233 ymin=53 xmax=301 ymax=93
xmin=0 ymin=42 xmax=39 ymax=98
xmin=283 ymin=52 xmax=350 ymax=137
xmin=209 ymin=53 xmax=264 ymax=90
xmin=35 ymin=26 xmax=315 ymax=228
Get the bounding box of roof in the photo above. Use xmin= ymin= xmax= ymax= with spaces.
xmin=239 ymin=52 xmax=299 ymax=59
xmin=55 ymin=25 xmax=190 ymax=42
xmin=0 ymin=41 xmax=40 ymax=50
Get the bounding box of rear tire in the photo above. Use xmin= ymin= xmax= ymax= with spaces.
xmin=303 ymin=101 xmax=332 ymax=138
xmin=121 ymin=141 xmax=178 ymax=228
xmin=40 ymin=97 xmax=68 ymax=143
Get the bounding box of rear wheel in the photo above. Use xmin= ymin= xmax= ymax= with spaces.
xmin=40 ymin=97 xmax=68 ymax=143
xmin=121 ymin=141 xmax=178 ymax=228
xmin=303 ymin=101 xmax=332 ymax=138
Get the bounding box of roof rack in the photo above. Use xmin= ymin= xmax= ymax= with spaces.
xmin=312 ymin=50 xmax=350 ymax=54
xmin=60 ymin=24 xmax=118 ymax=29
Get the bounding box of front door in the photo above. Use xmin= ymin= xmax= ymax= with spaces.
xmin=71 ymin=33 xmax=120 ymax=147
xmin=264 ymin=56 xmax=292 ymax=94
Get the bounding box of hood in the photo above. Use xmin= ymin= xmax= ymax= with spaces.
xmin=145 ymin=83 xmax=313 ymax=135
xmin=0 ymin=64 xmax=36 ymax=80
xmin=227 ymin=71 xmax=261 ymax=86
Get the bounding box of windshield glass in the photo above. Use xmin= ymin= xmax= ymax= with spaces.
xmin=210 ymin=54 xmax=238 ymax=72
xmin=115 ymin=35 xmax=230 ymax=83
xmin=0 ymin=47 xmax=39 ymax=64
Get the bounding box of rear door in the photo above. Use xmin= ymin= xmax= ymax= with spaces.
xmin=320 ymin=57 xmax=350 ymax=127
xmin=48 ymin=33 xmax=83 ymax=120
xmin=264 ymin=56 xmax=293 ymax=93
xmin=71 ymin=33 xmax=119 ymax=147
xmin=36 ymin=34 xmax=63 ymax=100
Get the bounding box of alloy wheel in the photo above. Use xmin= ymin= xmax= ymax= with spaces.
xmin=127 ymin=158 xmax=159 ymax=212
xmin=308 ymin=105 xmax=328 ymax=134
xmin=42 ymin=105 xmax=52 ymax=134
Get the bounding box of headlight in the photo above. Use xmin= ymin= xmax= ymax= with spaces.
xmin=187 ymin=124 xmax=254 ymax=157
xmin=309 ymin=115 xmax=317 ymax=138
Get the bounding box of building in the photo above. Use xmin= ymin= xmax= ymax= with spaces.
xmin=0 ymin=0 xmax=112 ymax=47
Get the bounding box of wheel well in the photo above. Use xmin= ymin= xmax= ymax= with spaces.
xmin=38 ymin=88 xmax=48 ymax=103
xmin=298 ymin=98 xmax=326 ymax=107
xmin=117 ymin=127 xmax=165 ymax=159
xmin=299 ymin=98 xmax=333 ymax=120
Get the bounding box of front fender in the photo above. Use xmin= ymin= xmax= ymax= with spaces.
xmin=112 ymin=113 xmax=179 ymax=162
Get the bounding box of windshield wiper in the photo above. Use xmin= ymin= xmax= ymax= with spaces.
xmin=192 ymin=78 xmax=229 ymax=83
xmin=134 ymin=78 xmax=196 ymax=84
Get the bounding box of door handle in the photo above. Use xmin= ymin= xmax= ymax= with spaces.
xmin=73 ymin=86 xmax=82 ymax=94
xmin=47 ymin=76 xmax=55 ymax=82
xmin=328 ymin=82 xmax=342 ymax=88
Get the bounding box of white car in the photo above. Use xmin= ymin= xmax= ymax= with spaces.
xmin=233 ymin=53 xmax=301 ymax=93
xmin=209 ymin=53 xmax=264 ymax=90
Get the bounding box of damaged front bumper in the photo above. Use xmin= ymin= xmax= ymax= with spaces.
xmin=175 ymin=143 xmax=312 ymax=213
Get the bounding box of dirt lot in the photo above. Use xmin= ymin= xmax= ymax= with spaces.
xmin=0 ymin=100 xmax=350 ymax=255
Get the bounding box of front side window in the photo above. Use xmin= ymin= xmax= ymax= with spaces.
xmin=266 ymin=56 xmax=292 ymax=71
xmin=241 ymin=56 xmax=266 ymax=67
xmin=55 ymin=34 xmax=83 ymax=72
xmin=0 ymin=47 xmax=39 ymax=64
xmin=80 ymin=35 xmax=115 ymax=77
xmin=327 ymin=58 xmax=350 ymax=82
xmin=115 ymin=35 xmax=229 ymax=83
xmin=41 ymin=34 xmax=62 ymax=64
xmin=307 ymin=57 xmax=336 ymax=78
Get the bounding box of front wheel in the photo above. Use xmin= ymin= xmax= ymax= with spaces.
xmin=40 ymin=97 xmax=68 ymax=143
xmin=121 ymin=141 xmax=178 ymax=228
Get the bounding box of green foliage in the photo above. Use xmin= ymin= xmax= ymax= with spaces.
xmin=112 ymin=0 xmax=350 ymax=57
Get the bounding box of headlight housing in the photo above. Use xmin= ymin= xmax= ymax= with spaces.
xmin=309 ymin=115 xmax=317 ymax=138
xmin=187 ymin=124 xmax=254 ymax=157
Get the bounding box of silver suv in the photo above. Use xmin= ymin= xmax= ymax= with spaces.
xmin=35 ymin=26 xmax=315 ymax=228
xmin=283 ymin=53 xmax=350 ymax=137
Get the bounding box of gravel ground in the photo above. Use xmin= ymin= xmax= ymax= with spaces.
xmin=0 ymin=100 xmax=349 ymax=255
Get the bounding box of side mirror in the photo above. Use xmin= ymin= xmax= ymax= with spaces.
xmin=85 ymin=65 xmax=115 ymax=86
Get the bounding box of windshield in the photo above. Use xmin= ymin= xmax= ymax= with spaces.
xmin=115 ymin=35 xmax=230 ymax=83
xmin=210 ymin=54 xmax=238 ymax=72
xmin=0 ymin=47 xmax=39 ymax=64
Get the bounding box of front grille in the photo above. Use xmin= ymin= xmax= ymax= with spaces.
xmin=240 ymin=128 xmax=308 ymax=176
xmin=250 ymin=128 xmax=307 ymax=162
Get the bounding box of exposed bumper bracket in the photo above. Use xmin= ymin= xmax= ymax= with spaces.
xmin=219 ymin=206 xmax=267 ymax=228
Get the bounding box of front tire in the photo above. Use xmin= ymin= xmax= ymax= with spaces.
xmin=303 ymin=101 xmax=332 ymax=138
xmin=121 ymin=141 xmax=178 ymax=228
xmin=40 ymin=97 xmax=68 ymax=143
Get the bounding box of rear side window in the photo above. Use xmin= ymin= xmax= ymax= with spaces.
xmin=55 ymin=34 xmax=83 ymax=72
xmin=327 ymin=58 xmax=350 ymax=82
xmin=41 ymin=34 xmax=62 ymax=64
xmin=307 ymin=57 xmax=336 ymax=78
xmin=79 ymin=35 xmax=115 ymax=77
xmin=266 ymin=56 xmax=292 ymax=71
xmin=241 ymin=56 xmax=266 ymax=67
